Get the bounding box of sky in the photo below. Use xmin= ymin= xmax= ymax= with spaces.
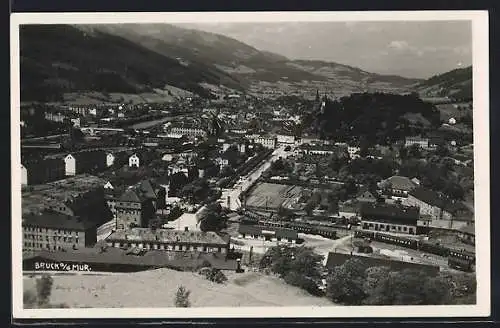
xmin=180 ymin=21 xmax=472 ymax=79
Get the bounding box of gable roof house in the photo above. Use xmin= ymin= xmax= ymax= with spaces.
xmin=378 ymin=175 xmax=418 ymax=198
xmin=356 ymin=189 xmax=379 ymax=204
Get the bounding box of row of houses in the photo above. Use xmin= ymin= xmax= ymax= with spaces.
xmin=21 ymin=148 xmax=147 ymax=186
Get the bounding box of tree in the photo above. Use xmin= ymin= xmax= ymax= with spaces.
xmin=435 ymin=143 xmax=451 ymax=157
xmin=364 ymin=269 xmax=452 ymax=305
xmin=398 ymin=146 xmax=408 ymax=160
xmin=168 ymin=172 xmax=189 ymax=195
xmin=408 ymin=144 xmax=422 ymax=158
xmin=304 ymin=200 xmax=316 ymax=216
xmin=23 ymin=290 xmax=37 ymax=308
xmin=36 ymin=274 xmax=53 ymax=307
xmin=443 ymin=181 xmax=465 ymax=200
xmin=199 ymin=202 xmax=226 ymax=232
xmin=260 ymin=245 xmax=323 ymax=279
xmin=70 ymin=127 xmax=85 ymax=143
xmin=326 ymin=259 xmax=369 ymax=305
xmin=174 ymin=286 xmax=191 ymax=308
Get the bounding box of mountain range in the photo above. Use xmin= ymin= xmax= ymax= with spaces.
xmin=19 ymin=24 xmax=471 ymax=103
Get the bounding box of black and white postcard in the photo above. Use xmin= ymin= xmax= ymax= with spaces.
xmin=10 ymin=11 xmax=490 ymax=319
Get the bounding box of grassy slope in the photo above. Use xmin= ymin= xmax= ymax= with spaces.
xmin=23 ymin=269 xmax=332 ymax=308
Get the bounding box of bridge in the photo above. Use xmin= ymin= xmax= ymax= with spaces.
xmin=80 ymin=127 xmax=125 ymax=136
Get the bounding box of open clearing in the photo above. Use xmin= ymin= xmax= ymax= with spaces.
xmin=23 ymin=268 xmax=332 ymax=308
xmin=245 ymin=183 xmax=303 ymax=210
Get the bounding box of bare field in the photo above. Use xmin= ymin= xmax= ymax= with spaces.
xmin=245 ymin=183 xmax=303 ymax=210
xmin=23 ymin=269 xmax=332 ymax=308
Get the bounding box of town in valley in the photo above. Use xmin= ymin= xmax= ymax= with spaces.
xmin=18 ymin=21 xmax=477 ymax=309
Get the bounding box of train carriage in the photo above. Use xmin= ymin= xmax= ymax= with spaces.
xmin=448 ymin=249 xmax=475 ymax=272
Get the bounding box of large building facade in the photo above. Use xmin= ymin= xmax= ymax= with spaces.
xmin=360 ymin=203 xmax=420 ymax=235
xmin=22 ymin=212 xmax=97 ymax=252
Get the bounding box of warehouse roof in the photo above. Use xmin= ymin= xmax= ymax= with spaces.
xmin=106 ymin=228 xmax=228 ymax=246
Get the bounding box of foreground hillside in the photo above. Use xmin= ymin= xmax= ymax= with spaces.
xmin=23 ymin=269 xmax=333 ymax=308
xmin=20 ymin=25 xmax=244 ymax=102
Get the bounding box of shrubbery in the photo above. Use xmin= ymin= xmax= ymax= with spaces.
xmin=259 ymin=245 xmax=324 ymax=296
xmin=324 ymin=258 xmax=472 ymax=305
xmin=198 ymin=267 xmax=228 ymax=284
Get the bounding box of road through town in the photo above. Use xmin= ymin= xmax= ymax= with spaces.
xmin=219 ymin=145 xmax=293 ymax=211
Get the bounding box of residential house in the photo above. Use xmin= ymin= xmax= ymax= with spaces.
xmin=255 ymin=136 xmax=277 ymax=149
xmin=404 ymin=187 xmax=474 ymax=230
xmin=21 ymin=164 xmax=27 ymax=186
xmin=277 ymin=134 xmax=295 ymax=145
xmin=64 ymin=150 xmax=107 ymax=176
xmin=129 ymin=153 xmax=141 ymax=168
xmin=347 ymin=145 xmax=361 ymax=159
xmin=104 ymin=181 xmax=114 ymax=189
xmin=359 ymin=203 xmax=421 ymax=235
xmin=404 ymin=187 xmax=444 ymax=220
xmin=44 ymin=111 xmax=66 ymax=123
xmin=106 ymin=152 xmax=115 ymax=167
xmin=405 ymin=136 xmax=430 ymax=149
xmin=22 ymin=212 xmax=98 ymax=252
xmin=356 ymin=189 xmax=378 ymax=204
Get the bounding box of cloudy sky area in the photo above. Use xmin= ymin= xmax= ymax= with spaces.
xmin=180 ymin=21 xmax=472 ymax=79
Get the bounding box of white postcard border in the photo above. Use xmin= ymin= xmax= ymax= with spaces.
xmin=10 ymin=10 xmax=490 ymax=319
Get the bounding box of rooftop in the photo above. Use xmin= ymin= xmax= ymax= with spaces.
xmin=23 ymin=212 xmax=97 ymax=231
xmin=106 ymin=228 xmax=228 ymax=246
xmin=409 ymin=187 xmax=447 ymax=208
xmin=22 ymin=174 xmax=106 ymax=215
xmin=325 ymin=252 xmax=439 ymax=276
xmin=379 ymin=175 xmax=418 ymax=191
xmin=23 ymin=248 xmax=237 ymax=270
xmin=360 ymin=203 xmax=420 ymax=221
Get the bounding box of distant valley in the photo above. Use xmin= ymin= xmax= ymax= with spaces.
xmin=19 ymin=24 xmax=470 ymax=103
